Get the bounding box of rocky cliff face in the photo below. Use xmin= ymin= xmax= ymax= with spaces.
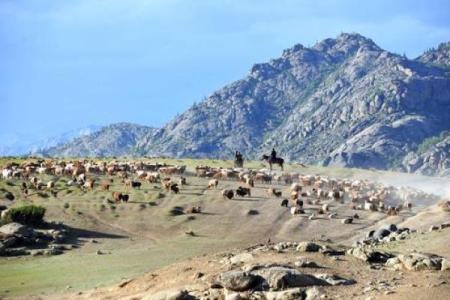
xmin=141 ymin=33 xmax=450 ymax=173
xmin=43 ymin=33 xmax=450 ymax=176
xmin=402 ymin=134 xmax=450 ymax=177
xmin=417 ymin=42 xmax=450 ymax=68
xmin=43 ymin=123 xmax=155 ymax=157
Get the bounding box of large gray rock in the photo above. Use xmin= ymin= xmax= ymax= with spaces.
xmin=347 ymin=247 xmax=393 ymax=263
xmin=386 ymin=253 xmax=443 ymax=271
xmin=251 ymin=267 xmax=327 ymax=290
xmin=0 ymin=223 xmax=34 ymax=237
xmin=296 ymin=242 xmax=323 ymax=252
xmin=264 ymin=288 xmax=307 ymax=300
xmin=218 ymin=271 xmax=257 ymax=292
xmin=142 ymin=289 xmax=189 ymax=300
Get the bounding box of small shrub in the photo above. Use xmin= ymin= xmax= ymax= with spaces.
xmin=63 ymin=203 xmax=70 ymax=209
xmin=3 ymin=205 xmax=46 ymax=226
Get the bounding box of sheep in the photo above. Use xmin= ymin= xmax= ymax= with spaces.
xmin=101 ymin=181 xmax=110 ymax=191
xmin=112 ymin=192 xmax=123 ymax=202
xmin=290 ymin=182 xmax=302 ymax=192
xmin=322 ymin=204 xmax=329 ymax=212
xmin=246 ymin=178 xmax=254 ymax=188
xmin=267 ymin=188 xmax=282 ymax=198
xmin=179 ymin=176 xmax=187 ymax=186
xmin=170 ymin=183 xmax=179 ymax=194
xmin=290 ymin=191 xmax=299 ymax=201
xmin=208 ymin=179 xmax=219 ymax=189
xmin=281 ymin=199 xmax=289 ymax=207
xmin=84 ymin=179 xmax=95 ymax=191
xmin=47 ymin=181 xmax=55 ymax=189
xmin=222 ymin=189 xmax=234 ymax=200
xmin=295 ymin=199 xmax=304 ymax=208
xmin=125 ymin=180 xmax=141 ymax=189
xmin=236 ymin=186 xmax=251 ymax=197
xmin=290 ymin=206 xmax=302 ymax=215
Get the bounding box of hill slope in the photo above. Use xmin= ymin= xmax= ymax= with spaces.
xmin=43 ymin=123 xmax=155 ymax=157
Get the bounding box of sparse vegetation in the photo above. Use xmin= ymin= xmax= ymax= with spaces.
xmin=2 ymin=205 xmax=46 ymax=226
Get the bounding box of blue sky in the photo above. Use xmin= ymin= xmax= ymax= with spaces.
xmin=1 ymin=0 xmax=450 ymax=141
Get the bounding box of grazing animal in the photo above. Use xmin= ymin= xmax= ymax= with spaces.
xmin=261 ymin=154 xmax=284 ymax=171
xmin=47 ymin=181 xmax=55 ymax=189
xmin=236 ymin=186 xmax=251 ymax=197
xmin=179 ymin=176 xmax=187 ymax=186
xmin=170 ymin=183 xmax=179 ymax=194
xmin=281 ymin=199 xmax=289 ymax=207
xmin=290 ymin=191 xmax=299 ymax=201
xmin=296 ymin=199 xmax=303 ymax=208
xmin=101 ymin=181 xmax=110 ymax=191
xmin=267 ymin=188 xmax=282 ymax=198
xmin=208 ymin=179 xmax=219 ymax=189
xmin=112 ymin=192 xmax=123 ymax=202
xmin=290 ymin=206 xmax=302 ymax=215
xmin=84 ymin=179 xmax=95 ymax=190
xmin=126 ymin=180 xmax=141 ymax=189
xmin=290 ymin=183 xmax=302 ymax=192
xmin=121 ymin=194 xmax=129 ymax=202
xmin=222 ymin=189 xmax=234 ymax=200
xmin=246 ymin=178 xmax=254 ymax=188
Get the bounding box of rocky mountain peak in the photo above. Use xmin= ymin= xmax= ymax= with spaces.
xmin=417 ymin=42 xmax=450 ymax=67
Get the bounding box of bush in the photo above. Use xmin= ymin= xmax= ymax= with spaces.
xmin=3 ymin=205 xmax=46 ymax=226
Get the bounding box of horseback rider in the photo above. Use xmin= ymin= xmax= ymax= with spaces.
xmin=271 ymin=148 xmax=277 ymax=160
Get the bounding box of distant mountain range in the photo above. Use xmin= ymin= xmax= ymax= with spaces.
xmin=15 ymin=33 xmax=450 ymax=177
xmin=0 ymin=125 xmax=101 ymax=156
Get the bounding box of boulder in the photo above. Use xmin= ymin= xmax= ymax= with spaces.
xmin=294 ymin=260 xmax=321 ymax=268
xmin=251 ymin=266 xmax=327 ymax=290
xmin=264 ymin=288 xmax=307 ymax=300
xmin=341 ymin=218 xmax=353 ymax=224
xmin=389 ymin=253 xmax=443 ymax=271
xmin=230 ymin=253 xmax=254 ymax=265
xmin=347 ymin=247 xmax=393 ymax=263
xmin=218 ymin=271 xmax=257 ymax=292
xmin=0 ymin=223 xmax=34 ymax=237
xmin=296 ymin=242 xmax=323 ymax=252
xmin=313 ymin=274 xmax=356 ymax=286
xmin=372 ymin=228 xmax=391 ymax=240
xmin=143 ymin=289 xmax=189 ymax=300
xmin=441 ymin=259 xmax=450 ymax=271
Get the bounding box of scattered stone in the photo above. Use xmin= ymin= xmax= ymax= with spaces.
xmin=341 ymin=218 xmax=353 ymax=224
xmin=347 ymin=247 xmax=393 ymax=263
xmin=314 ymin=274 xmax=356 ymax=286
xmin=441 ymin=259 xmax=450 ymax=271
xmin=295 ymin=260 xmax=321 ymax=268
xmin=386 ymin=253 xmax=443 ymax=271
xmin=296 ymin=242 xmax=323 ymax=252
xmin=218 ymin=271 xmax=257 ymax=292
xmin=252 ymin=266 xmax=326 ymax=289
xmin=429 ymin=225 xmax=439 ymax=232
xmin=230 ymin=253 xmax=254 ymax=265
xmin=142 ymin=288 xmax=189 ymax=300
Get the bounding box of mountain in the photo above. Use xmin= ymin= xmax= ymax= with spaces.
xmin=417 ymin=42 xmax=450 ymax=68
xmin=0 ymin=125 xmax=101 ymax=156
xmin=41 ymin=33 xmax=450 ymax=176
xmin=139 ymin=33 xmax=450 ymax=170
xmin=42 ymin=123 xmax=156 ymax=157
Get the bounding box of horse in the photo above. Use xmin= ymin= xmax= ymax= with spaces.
xmin=262 ymin=154 xmax=284 ymax=171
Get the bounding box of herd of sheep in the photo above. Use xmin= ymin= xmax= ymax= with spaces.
xmin=1 ymin=160 xmax=440 ymax=220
